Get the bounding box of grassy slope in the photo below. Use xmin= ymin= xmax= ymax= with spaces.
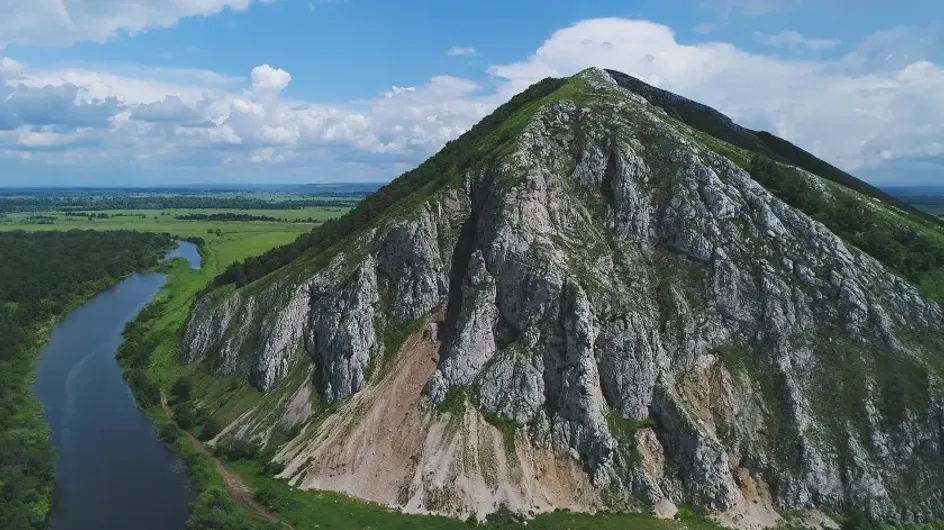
xmin=0 ymin=211 xmax=326 ymax=236
xmin=230 ymin=457 xmax=725 ymax=530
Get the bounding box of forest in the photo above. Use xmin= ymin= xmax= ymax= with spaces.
xmin=0 ymin=230 xmax=174 ymax=530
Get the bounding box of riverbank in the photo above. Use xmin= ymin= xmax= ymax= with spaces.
xmin=114 ymin=235 xmax=292 ymax=529
xmin=35 ymin=270 xmax=193 ymax=529
xmin=0 ymin=231 xmax=175 ymax=529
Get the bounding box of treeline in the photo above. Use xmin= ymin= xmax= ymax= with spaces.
xmin=64 ymin=212 xmax=110 ymax=218
xmin=0 ymin=195 xmax=362 ymax=213
xmin=0 ymin=230 xmax=173 ymax=530
xmin=215 ymin=76 xmax=568 ymax=288
xmin=175 ymin=213 xmax=321 ymax=223
xmin=749 ymin=155 xmax=944 ymax=303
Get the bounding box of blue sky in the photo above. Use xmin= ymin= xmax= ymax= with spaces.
xmin=0 ymin=0 xmax=941 ymax=186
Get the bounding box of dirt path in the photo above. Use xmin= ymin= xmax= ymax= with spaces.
xmin=161 ymin=394 xmax=292 ymax=528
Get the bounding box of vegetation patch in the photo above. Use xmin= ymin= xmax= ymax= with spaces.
xmin=717 ymin=345 xmax=804 ymax=470
xmin=809 ymin=338 xmax=932 ymax=449
xmin=482 ymin=412 xmax=519 ymax=456
xmin=366 ymin=316 xmax=426 ymax=382
xmin=437 ymin=386 xmax=470 ymax=417
xmin=216 ymin=457 xmax=731 ymax=530
xmin=605 ymin=410 xmax=657 ymax=464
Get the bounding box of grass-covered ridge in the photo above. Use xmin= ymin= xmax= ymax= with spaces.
xmin=215 ymin=76 xmax=569 ymax=288
xmin=604 ymin=69 xmax=941 ymax=227
xmin=747 ymin=156 xmax=944 ymax=304
xmin=604 ymin=69 xmax=944 ymax=303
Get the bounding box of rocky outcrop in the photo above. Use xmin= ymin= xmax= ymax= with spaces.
xmin=182 ymin=68 xmax=944 ymax=525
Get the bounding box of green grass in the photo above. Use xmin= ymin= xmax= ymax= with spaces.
xmin=223 ymin=458 xmax=724 ymax=530
xmin=366 ymin=317 xmax=426 ymax=382
xmin=0 ymin=211 xmax=314 ymax=282
xmin=0 ymin=208 xmax=335 ymax=235
xmin=482 ymin=412 xmax=518 ymax=456
xmin=605 ymin=411 xmax=656 ymax=464
xmin=436 ymin=387 xmax=470 ymax=416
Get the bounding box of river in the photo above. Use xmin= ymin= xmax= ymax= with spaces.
xmin=33 ymin=241 xmax=201 ymax=530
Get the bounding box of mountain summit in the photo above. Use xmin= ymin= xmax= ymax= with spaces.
xmin=183 ymin=68 xmax=944 ymax=526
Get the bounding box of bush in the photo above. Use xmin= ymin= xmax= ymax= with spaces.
xmin=214 ymin=438 xmax=262 ymax=462
xmin=171 ymin=376 xmax=194 ymax=404
xmin=198 ymin=416 xmax=222 ymax=442
xmin=254 ymin=483 xmax=280 ymax=511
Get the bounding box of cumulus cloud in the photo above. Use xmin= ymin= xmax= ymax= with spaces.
xmin=130 ymin=95 xmax=203 ymax=123
xmin=1 ymin=17 xmax=942 ymax=183
xmin=448 ymin=47 xmax=477 ymax=57
xmin=0 ymin=71 xmax=120 ymax=131
xmin=0 ymin=0 xmax=280 ymax=46
xmin=250 ymin=65 xmax=291 ymax=92
xmin=758 ymin=30 xmax=840 ymax=50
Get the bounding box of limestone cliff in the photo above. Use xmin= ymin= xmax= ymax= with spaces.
xmin=182 ymin=68 xmax=944 ymax=526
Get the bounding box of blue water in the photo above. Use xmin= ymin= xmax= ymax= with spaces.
xmin=164 ymin=240 xmax=202 ymax=269
xmin=33 ymin=243 xmax=199 ymax=530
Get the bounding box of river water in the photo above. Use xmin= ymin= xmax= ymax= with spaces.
xmin=33 ymin=241 xmax=201 ymax=530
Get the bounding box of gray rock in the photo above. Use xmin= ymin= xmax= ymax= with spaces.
xmin=181 ymin=67 xmax=944 ymax=522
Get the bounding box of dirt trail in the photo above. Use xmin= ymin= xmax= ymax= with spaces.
xmin=161 ymin=394 xmax=292 ymax=528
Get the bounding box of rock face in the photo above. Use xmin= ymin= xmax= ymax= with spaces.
xmin=182 ymin=68 xmax=944 ymax=524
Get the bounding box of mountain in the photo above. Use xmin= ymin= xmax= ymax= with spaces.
xmin=181 ymin=68 xmax=944 ymax=527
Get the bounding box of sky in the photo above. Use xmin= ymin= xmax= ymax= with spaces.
xmin=0 ymin=0 xmax=941 ymax=187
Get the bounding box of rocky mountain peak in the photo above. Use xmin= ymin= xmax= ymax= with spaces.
xmin=181 ymin=67 xmax=944 ymax=526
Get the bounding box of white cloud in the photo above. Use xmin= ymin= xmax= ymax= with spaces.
xmin=0 ymin=17 xmax=942 ymax=184
xmin=130 ymin=95 xmax=203 ymax=123
xmin=448 ymin=47 xmax=477 ymax=57
xmin=0 ymin=0 xmax=280 ymax=46
xmin=250 ymin=64 xmax=291 ymax=92
xmin=0 ymin=69 xmax=121 ymax=131
xmin=758 ymin=30 xmax=840 ymax=50
xmin=0 ymin=52 xmax=496 ymax=173
xmin=488 ymin=18 xmax=944 ymax=172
